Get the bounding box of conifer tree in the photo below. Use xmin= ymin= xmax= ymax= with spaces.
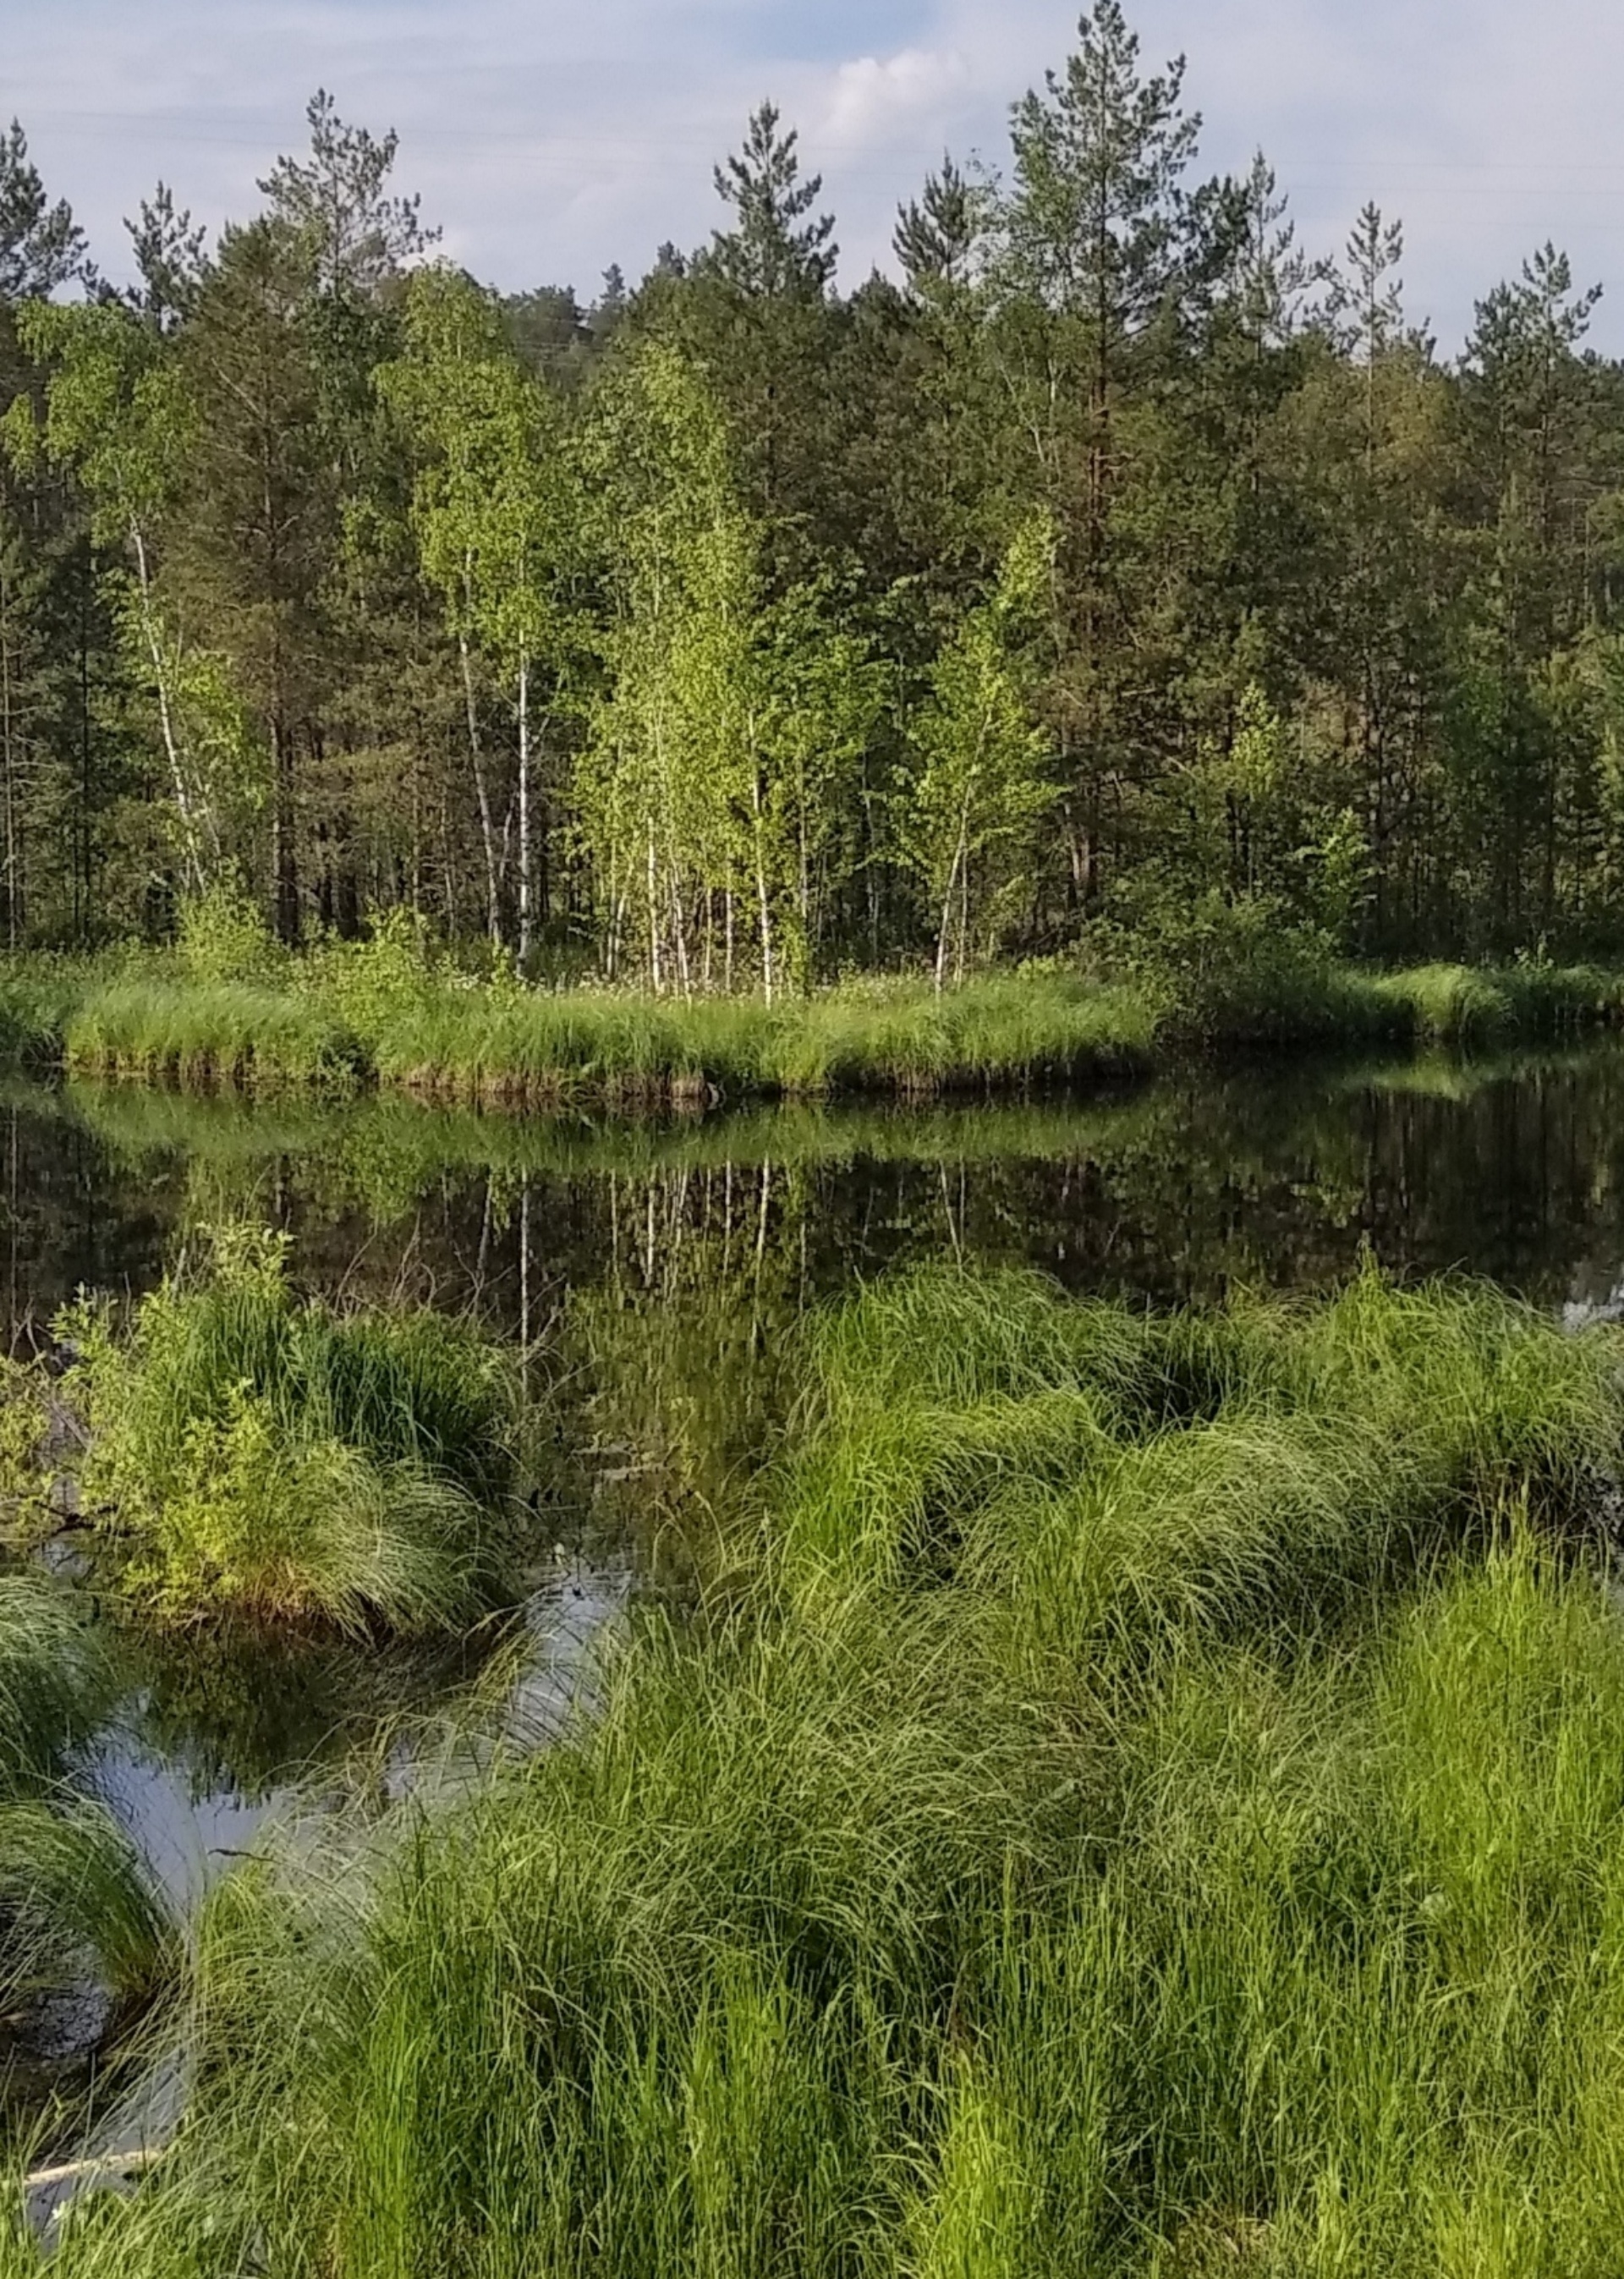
xmin=258 ymin=91 xmax=436 ymax=299
xmin=707 ymin=102 xmax=837 ymax=299
xmin=0 ymin=120 xmax=90 ymax=299
xmin=894 ymin=157 xmax=979 ymax=294
xmin=123 ymin=185 xmax=207 ymax=337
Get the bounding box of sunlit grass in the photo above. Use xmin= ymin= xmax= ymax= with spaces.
xmin=64 ymin=975 xmax=363 ymax=1090
xmin=58 ymin=1228 xmax=520 ymax=1633
xmin=15 ymin=1266 xmax=1624 ymax=2273
xmin=35 ymin=946 xmax=1624 ymax=1107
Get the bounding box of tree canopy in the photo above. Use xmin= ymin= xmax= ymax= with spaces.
xmin=2 ymin=4 xmax=1624 ymax=988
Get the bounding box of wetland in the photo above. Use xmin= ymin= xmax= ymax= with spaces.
xmin=3 ymin=1043 xmax=1624 ymax=2267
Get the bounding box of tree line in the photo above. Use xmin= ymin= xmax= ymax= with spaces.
xmin=3 ymin=2 xmax=1624 ymax=992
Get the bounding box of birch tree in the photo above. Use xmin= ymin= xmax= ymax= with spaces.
xmin=1 ymin=301 xmax=228 ymax=887
xmin=578 ymin=341 xmax=760 ymax=995
xmin=899 ymin=514 xmax=1055 ymax=989
xmin=380 ymin=266 xmax=575 ymax=956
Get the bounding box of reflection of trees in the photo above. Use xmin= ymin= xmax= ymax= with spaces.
xmin=127 ymin=1616 xmax=505 ymax=1808
xmin=2 ymin=1051 xmax=1624 ymax=1804
xmin=13 ymin=1046 xmax=1624 ymax=1338
xmin=568 ymin=1167 xmax=808 ymax=1589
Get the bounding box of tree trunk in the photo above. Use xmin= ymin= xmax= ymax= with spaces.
xmin=459 ymin=620 xmax=502 ymax=944
xmin=272 ymin=711 xmax=299 ymax=945
xmin=935 ymin=802 xmax=971 ymax=995
xmin=1 ymin=559 xmax=16 ymax=952
xmin=646 ymin=830 xmax=662 ymax=993
xmin=935 ymin=849 xmax=960 ymax=996
xmin=517 ymin=648 xmax=532 ymax=963
xmin=131 ymin=524 xmax=208 ymax=891
xmin=752 ymin=772 xmax=775 ymax=1008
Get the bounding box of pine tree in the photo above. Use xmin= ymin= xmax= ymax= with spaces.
xmin=123 ymin=184 xmax=207 ymax=336
xmin=171 ymin=221 xmax=336 ymax=939
xmin=0 ymin=120 xmax=90 ymax=299
xmin=706 ymin=102 xmax=837 ymax=299
xmin=894 ymin=157 xmax=979 ymax=293
xmin=258 ymin=91 xmax=436 ymax=300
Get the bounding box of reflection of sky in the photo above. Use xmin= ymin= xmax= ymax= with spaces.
xmin=95 ymin=1736 xmax=268 ymax=1911
xmin=84 ymin=1563 xmax=627 ymax=1915
xmin=8 ymin=1 xmax=1624 ymax=353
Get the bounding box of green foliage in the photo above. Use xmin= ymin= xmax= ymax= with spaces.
xmin=58 ymin=1225 xmax=518 ymax=1630
xmin=8 ymin=6 xmax=1624 ymax=980
xmin=26 ymin=1269 xmax=1624 ymax=2274
xmin=897 ymin=515 xmax=1056 ymax=989
xmin=175 ymin=876 xmax=283 ymax=988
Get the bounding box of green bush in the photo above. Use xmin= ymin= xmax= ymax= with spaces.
xmin=59 ymin=1227 xmax=519 ymax=1631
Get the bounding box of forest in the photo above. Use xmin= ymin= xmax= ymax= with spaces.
xmin=2 ymin=0 xmax=1622 ymax=1006
xmin=8 ymin=10 xmax=1624 ymax=2265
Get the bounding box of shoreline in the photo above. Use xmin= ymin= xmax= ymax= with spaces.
xmin=4 ymin=953 xmax=1621 ymax=1106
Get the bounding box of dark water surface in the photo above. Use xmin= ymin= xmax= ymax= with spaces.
xmin=5 ymin=1044 xmax=1624 ymax=1329
xmin=13 ymin=1041 xmax=1624 ymax=1955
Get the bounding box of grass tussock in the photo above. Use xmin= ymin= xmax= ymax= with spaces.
xmin=63 ymin=975 xmax=363 ymax=1090
xmin=0 ymin=1573 xmax=174 ymax=2077
xmin=56 ymin=1226 xmax=519 ymax=1633
xmin=22 ymin=1266 xmax=1624 ymax=2275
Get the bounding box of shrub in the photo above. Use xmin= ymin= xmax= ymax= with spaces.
xmin=58 ymin=1227 xmax=519 ymax=1632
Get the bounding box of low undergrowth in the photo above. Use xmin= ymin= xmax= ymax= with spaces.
xmin=19 ymin=1266 xmax=1624 ymax=2274
xmin=45 ymin=1227 xmax=521 ymax=1634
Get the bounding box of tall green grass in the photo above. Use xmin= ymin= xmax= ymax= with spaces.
xmin=19 ymin=1267 xmax=1624 ymax=2274
xmin=45 ymin=945 xmax=1624 ymax=1107
xmin=0 ymin=1573 xmax=173 ymax=2091
xmin=0 ymin=961 xmax=91 ymax=1065
xmin=64 ymin=975 xmax=363 ymax=1090
xmin=57 ymin=1227 xmax=520 ymax=1632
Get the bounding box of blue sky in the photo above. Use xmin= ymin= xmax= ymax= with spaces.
xmin=9 ymin=0 xmax=1624 ymax=352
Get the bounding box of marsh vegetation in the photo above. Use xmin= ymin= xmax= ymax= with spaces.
xmin=8 ymin=1266 xmax=1624 ymax=2272
xmin=11 ymin=1 xmax=1624 ymax=2248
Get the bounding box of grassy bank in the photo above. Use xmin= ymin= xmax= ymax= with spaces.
xmin=18 ymin=939 xmax=1624 ymax=1103
xmin=21 ymin=1267 xmax=1624 ymax=2272
xmin=62 ymin=965 xmax=1160 ymax=1101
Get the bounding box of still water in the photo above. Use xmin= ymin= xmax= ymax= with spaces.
xmin=13 ymin=1041 xmax=1624 ymax=1948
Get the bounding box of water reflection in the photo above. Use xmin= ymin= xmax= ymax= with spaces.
xmin=11 ymin=1045 xmax=1624 ymax=2153
xmin=3 ymin=1047 xmax=1623 ymax=1335
xmin=6 ymin=1047 xmax=1624 ymax=1892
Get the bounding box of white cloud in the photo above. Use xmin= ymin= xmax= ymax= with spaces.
xmin=821 ymin=47 xmax=971 ymax=153
xmin=8 ymin=1 xmax=1624 ymax=351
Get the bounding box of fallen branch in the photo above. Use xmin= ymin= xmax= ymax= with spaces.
xmin=24 ymin=2144 xmax=166 ymax=2191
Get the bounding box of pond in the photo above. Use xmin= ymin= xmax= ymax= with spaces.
xmin=11 ymin=1039 xmax=1624 ymax=1985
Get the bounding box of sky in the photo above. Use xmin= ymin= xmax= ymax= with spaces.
xmin=8 ymin=0 xmax=1624 ymax=354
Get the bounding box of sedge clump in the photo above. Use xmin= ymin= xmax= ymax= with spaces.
xmin=58 ymin=1226 xmax=520 ymax=1634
